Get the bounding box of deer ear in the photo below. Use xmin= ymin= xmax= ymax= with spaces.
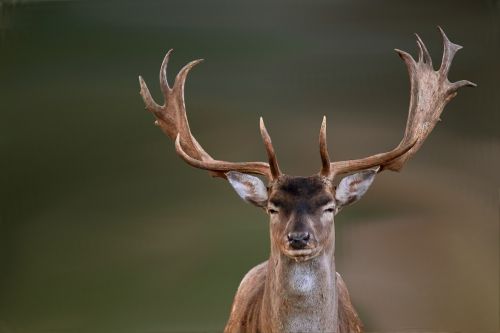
xmin=335 ymin=168 xmax=378 ymax=213
xmin=226 ymin=171 xmax=268 ymax=208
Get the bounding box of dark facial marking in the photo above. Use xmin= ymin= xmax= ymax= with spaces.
xmin=270 ymin=176 xmax=333 ymax=214
xmin=278 ymin=177 xmax=325 ymax=197
xmin=269 ymin=198 xmax=285 ymax=208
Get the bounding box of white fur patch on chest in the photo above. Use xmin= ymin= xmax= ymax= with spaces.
xmin=279 ymin=259 xmax=337 ymax=333
xmin=288 ymin=264 xmax=316 ymax=294
xmin=285 ymin=313 xmax=322 ymax=333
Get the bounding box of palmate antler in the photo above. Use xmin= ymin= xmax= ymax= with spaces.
xmin=138 ymin=50 xmax=279 ymax=180
xmin=139 ymin=27 xmax=475 ymax=182
xmin=319 ymin=27 xmax=476 ymax=178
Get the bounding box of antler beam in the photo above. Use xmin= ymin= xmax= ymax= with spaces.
xmin=319 ymin=27 xmax=476 ymax=178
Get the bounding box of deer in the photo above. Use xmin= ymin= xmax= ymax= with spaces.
xmin=138 ymin=27 xmax=475 ymax=333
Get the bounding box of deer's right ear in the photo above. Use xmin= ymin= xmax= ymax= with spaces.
xmin=226 ymin=171 xmax=268 ymax=208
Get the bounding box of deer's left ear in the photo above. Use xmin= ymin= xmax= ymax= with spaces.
xmin=226 ymin=171 xmax=268 ymax=208
xmin=334 ymin=168 xmax=378 ymax=213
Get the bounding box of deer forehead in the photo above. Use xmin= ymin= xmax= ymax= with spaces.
xmin=269 ymin=176 xmax=334 ymax=212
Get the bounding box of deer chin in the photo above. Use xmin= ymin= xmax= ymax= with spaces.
xmin=283 ymin=247 xmax=322 ymax=262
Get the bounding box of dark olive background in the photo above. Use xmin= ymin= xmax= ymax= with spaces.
xmin=0 ymin=1 xmax=498 ymax=332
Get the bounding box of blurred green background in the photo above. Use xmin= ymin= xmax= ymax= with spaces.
xmin=1 ymin=1 xmax=498 ymax=332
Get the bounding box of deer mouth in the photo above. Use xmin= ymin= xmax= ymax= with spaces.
xmin=283 ymin=247 xmax=321 ymax=262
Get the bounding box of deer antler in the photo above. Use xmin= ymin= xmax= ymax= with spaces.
xmin=140 ymin=28 xmax=474 ymax=183
xmin=138 ymin=50 xmax=281 ymax=180
xmin=319 ymin=27 xmax=476 ymax=178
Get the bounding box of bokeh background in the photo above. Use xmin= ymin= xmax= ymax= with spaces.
xmin=1 ymin=1 xmax=498 ymax=332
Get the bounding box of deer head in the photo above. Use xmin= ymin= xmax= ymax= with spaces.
xmin=228 ymin=169 xmax=380 ymax=262
xmin=224 ymin=150 xmax=383 ymax=262
xmin=138 ymin=28 xmax=474 ymax=264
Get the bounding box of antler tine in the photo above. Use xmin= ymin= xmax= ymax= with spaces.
xmin=139 ymin=51 xmax=275 ymax=180
xmin=139 ymin=76 xmax=163 ymax=117
xmin=319 ymin=116 xmax=331 ymax=176
xmin=159 ymin=49 xmax=173 ymax=96
xmin=438 ymin=27 xmax=476 ymax=90
xmin=438 ymin=26 xmax=461 ymax=77
xmin=415 ymin=33 xmax=432 ymax=66
xmin=326 ymin=27 xmax=475 ymax=178
xmin=260 ymin=117 xmax=281 ymax=179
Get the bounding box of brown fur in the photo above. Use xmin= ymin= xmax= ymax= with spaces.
xmin=337 ymin=272 xmax=364 ymax=333
xmin=224 ymin=175 xmax=364 ymax=333
xmin=225 ymin=261 xmax=363 ymax=333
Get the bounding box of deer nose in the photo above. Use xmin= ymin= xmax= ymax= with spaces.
xmin=287 ymin=232 xmax=310 ymax=249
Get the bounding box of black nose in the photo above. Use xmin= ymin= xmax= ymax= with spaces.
xmin=287 ymin=232 xmax=310 ymax=249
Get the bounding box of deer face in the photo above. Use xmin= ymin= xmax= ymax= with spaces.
xmin=227 ymin=169 xmax=378 ymax=261
xmin=267 ymin=175 xmax=335 ymax=261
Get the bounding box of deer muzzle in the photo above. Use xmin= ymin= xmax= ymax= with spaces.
xmin=287 ymin=232 xmax=311 ymax=250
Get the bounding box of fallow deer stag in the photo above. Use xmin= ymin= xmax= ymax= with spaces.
xmin=138 ymin=27 xmax=475 ymax=333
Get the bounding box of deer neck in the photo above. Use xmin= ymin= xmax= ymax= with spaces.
xmin=262 ymin=242 xmax=338 ymax=333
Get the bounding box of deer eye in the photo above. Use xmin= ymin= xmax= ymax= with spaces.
xmin=323 ymin=207 xmax=334 ymax=213
xmin=268 ymin=208 xmax=279 ymax=215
